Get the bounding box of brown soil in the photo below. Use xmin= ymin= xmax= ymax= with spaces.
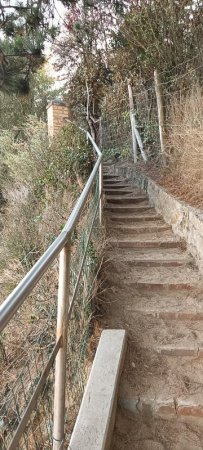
xmin=101 ymin=173 xmax=203 ymax=450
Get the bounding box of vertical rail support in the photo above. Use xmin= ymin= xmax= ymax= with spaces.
xmin=99 ymin=160 xmax=103 ymax=225
xmin=99 ymin=117 xmax=103 ymax=150
xmin=127 ymin=80 xmax=138 ymax=163
xmin=53 ymin=239 xmax=71 ymax=450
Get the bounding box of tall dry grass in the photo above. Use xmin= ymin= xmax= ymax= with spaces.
xmin=166 ymin=84 xmax=203 ymax=207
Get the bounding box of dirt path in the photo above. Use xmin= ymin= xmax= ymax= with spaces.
xmin=102 ymin=172 xmax=203 ymax=450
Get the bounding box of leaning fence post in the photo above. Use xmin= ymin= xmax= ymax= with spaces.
xmin=53 ymin=239 xmax=71 ymax=450
xmin=127 ymin=80 xmax=138 ymax=163
xmin=99 ymin=161 xmax=103 ymax=225
xmin=154 ymin=69 xmax=166 ymax=156
xmin=131 ymin=113 xmax=147 ymax=162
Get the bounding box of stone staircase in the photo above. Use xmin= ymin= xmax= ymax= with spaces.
xmin=103 ymin=171 xmax=203 ymax=450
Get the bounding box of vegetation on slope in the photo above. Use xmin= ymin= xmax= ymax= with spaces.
xmin=0 ymin=64 xmax=102 ymax=446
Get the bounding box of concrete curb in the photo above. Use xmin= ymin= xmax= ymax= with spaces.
xmin=68 ymin=329 xmax=127 ymax=450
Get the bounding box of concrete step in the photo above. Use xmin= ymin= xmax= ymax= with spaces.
xmin=105 ymin=195 xmax=148 ymax=204
xmin=105 ymin=205 xmax=153 ymax=214
xmin=111 ymin=224 xmax=171 ymax=234
xmin=156 ymin=345 xmax=203 ymax=357
xmin=120 ymin=259 xmax=190 ymax=267
xmin=103 ymin=174 xmax=120 ymax=179
xmin=134 ymin=310 xmax=203 ymax=321
xmin=103 ymin=183 xmax=130 ymax=189
xmin=106 ymin=247 xmax=192 ymax=267
xmin=109 ymin=247 xmax=191 ymax=262
xmin=122 ymin=264 xmax=199 ymax=290
xmin=113 ymin=407 xmax=203 ymax=449
xmin=129 ymin=308 xmax=203 ymax=322
xmin=103 ymin=181 xmax=125 ymax=186
xmin=104 ymin=189 xmax=134 ymax=196
xmin=124 ymin=289 xmax=202 ymax=314
xmin=119 ymin=395 xmax=203 ymax=421
xmin=127 ymin=281 xmax=196 ymax=291
xmin=109 ymin=239 xmax=182 ymax=249
xmin=128 ymin=304 xmax=203 ymax=322
xmin=127 ymin=265 xmax=199 ymax=283
xmin=109 ymin=230 xmax=176 ymax=241
xmin=106 ymin=264 xmax=199 ymax=290
xmin=110 ymin=214 xmax=162 ymax=223
xmin=121 ymin=311 xmax=203 ymax=352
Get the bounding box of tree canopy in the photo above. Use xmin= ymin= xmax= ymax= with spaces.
xmin=0 ymin=0 xmax=125 ymax=93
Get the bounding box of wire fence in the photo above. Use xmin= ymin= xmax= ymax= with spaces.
xmin=0 ymin=172 xmax=101 ymax=449
xmin=100 ymin=79 xmax=160 ymax=162
xmin=100 ymin=61 xmax=203 ymax=165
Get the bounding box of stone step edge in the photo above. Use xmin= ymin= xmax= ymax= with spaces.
xmin=112 ymin=225 xmax=171 ymax=233
xmin=110 ymin=215 xmax=163 ymax=222
xmin=103 ymin=179 xmax=124 ymax=183
xmin=103 ymin=175 xmax=120 ymax=178
xmin=109 ymin=240 xmax=182 ymax=249
xmin=104 ymin=189 xmax=134 ymax=194
xmin=105 ymin=206 xmax=153 ymax=211
xmin=129 ymin=310 xmax=203 ymax=321
xmin=103 ymin=184 xmax=127 ymax=188
xmin=156 ymin=345 xmax=203 ymax=357
xmin=126 ymin=282 xmax=196 ymax=291
xmin=105 ymin=196 xmax=148 ymax=202
xmin=119 ymin=259 xmax=189 ymax=267
xmin=103 ymin=184 xmax=129 ymax=188
xmin=119 ymin=397 xmax=203 ymax=418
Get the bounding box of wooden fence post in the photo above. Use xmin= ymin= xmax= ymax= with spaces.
xmin=53 ymin=240 xmax=71 ymax=450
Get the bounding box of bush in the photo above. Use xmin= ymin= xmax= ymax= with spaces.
xmin=0 ymin=117 xmax=95 ymax=280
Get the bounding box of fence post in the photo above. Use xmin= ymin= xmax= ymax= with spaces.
xmin=99 ymin=161 xmax=103 ymax=225
xmin=98 ymin=117 xmax=103 ymax=224
xmin=53 ymin=239 xmax=71 ymax=450
xmin=154 ymin=69 xmax=166 ymax=156
xmin=127 ymin=80 xmax=138 ymax=163
xmin=99 ymin=117 xmax=103 ymax=150
xmin=131 ymin=113 xmax=147 ymax=162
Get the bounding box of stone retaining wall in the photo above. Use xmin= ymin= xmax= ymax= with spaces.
xmin=109 ymin=163 xmax=203 ymax=273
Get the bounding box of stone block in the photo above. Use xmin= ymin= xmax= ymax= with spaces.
xmin=68 ymin=329 xmax=127 ymax=450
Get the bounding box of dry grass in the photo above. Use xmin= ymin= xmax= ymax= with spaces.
xmin=137 ymin=85 xmax=203 ymax=210
xmin=164 ymin=85 xmax=203 ymax=208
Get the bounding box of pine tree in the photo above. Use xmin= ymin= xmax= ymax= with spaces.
xmin=0 ymin=1 xmax=58 ymax=93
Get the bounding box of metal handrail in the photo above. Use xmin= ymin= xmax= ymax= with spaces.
xmin=0 ymin=131 xmax=102 ymax=333
xmin=0 ymin=128 xmax=103 ymax=450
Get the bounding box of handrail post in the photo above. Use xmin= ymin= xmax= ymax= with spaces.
xmin=99 ymin=161 xmax=103 ymax=225
xmin=53 ymin=239 xmax=71 ymax=450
